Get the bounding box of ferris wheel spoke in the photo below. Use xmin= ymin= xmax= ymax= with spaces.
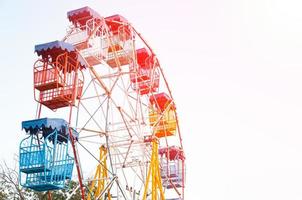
xmin=110 ymin=145 xmax=146 ymax=185
xmin=89 ymin=70 xmax=104 ymax=106
xmin=88 ymin=67 xmax=110 ymax=95
xmin=78 ymin=99 xmax=106 ymax=133
xmin=109 ymin=85 xmax=148 ymax=140
xmin=77 ymin=141 xmax=114 ymax=176
xmin=116 ymin=75 xmax=137 ymax=118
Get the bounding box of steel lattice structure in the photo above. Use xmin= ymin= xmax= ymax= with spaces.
xmin=19 ymin=6 xmax=185 ymax=200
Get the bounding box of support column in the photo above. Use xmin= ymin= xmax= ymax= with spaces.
xmin=143 ymin=139 xmax=165 ymax=200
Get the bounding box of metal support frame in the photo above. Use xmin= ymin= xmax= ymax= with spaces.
xmin=27 ymin=7 xmax=185 ymax=200
xmin=87 ymin=146 xmax=111 ymax=200
xmin=142 ymin=139 xmax=165 ymax=200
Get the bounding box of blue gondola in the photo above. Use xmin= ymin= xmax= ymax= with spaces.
xmin=19 ymin=118 xmax=78 ymax=191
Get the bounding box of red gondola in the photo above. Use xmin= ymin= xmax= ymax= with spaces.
xmin=34 ymin=41 xmax=85 ymax=110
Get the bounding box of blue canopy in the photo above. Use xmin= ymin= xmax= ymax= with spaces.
xmin=35 ymin=40 xmax=74 ymax=55
xmin=67 ymin=6 xmax=101 ymax=26
xmin=34 ymin=40 xmax=87 ymax=69
xmin=22 ymin=118 xmax=79 ymax=142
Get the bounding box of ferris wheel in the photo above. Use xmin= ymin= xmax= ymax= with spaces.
xmin=19 ymin=6 xmax=185 ymax=200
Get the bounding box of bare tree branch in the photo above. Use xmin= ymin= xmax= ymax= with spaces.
xmin=0 ymin=161 xmax=25 ymax=199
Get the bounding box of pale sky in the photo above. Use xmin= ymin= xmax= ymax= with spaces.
xmin=1 ymin=0 xmax=302 ymax=199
